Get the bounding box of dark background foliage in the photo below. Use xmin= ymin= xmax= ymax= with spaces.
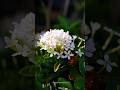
xmin=0 ymin=0 xmax=35 ymax=90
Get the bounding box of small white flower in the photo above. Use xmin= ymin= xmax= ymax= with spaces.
xmin=56 ymin=52 xmax=65 ymax=59
xmin=72 ymin=35 xmax=77 ymax=40
xmin=64 ymin=50 xmax=74 ymax=60
xmin=90 ymin=22 xmax=101 ymax=33
xmin=75 ymin=49 xmax=84 ymax=57
xmin=97 ymin=54 xmax=118 ymax=72
xmin=81 ymin=23 xmax=91 ymax=35
xmin=85 ymin=38 xmax=96 ymax=57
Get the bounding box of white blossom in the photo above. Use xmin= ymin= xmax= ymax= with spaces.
xmin=4 ymin=12 xmax=35 ymax=62
xmin=64 ymin=50 xmax=74 ymax=60
xmin=97 ymin=54 xmax=118 ymax=72
xmin=37 ymin=29 xmax=81 ymax=59
xmin=75 ymin=48 xmax=84 ymax=57
xmin=90 ymin=22 xmax=101 ymax=33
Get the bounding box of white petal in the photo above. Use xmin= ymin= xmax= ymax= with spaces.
xmin=104 ymin=54 xmax=109 ymax=61
xmin=85 ymin=65 xmax=94 ymax=71
xmin=80 ymin=22 xmax=91 ymax=35
xmin=90 ymin=22 xmax=101 ymax=32
xmin=111 ymin=62 xmax=118 ymax=67
xmin=73 ymin=35 xmax=77 ymax=40
xmin=57 ymin=55 xmax=60 ymax=59
xmin=61 ymin=55 xmax=67 ymax=58
xmin=96 ymin=59 xmax=105 ymax=65
xmin=65 ymin=48 xmax=69 ymax=51
xmin=106 ymin=64 xmax=112 ymax=72
xmin=70 ymin=54 xmax=74 ymax=56
xmin=85 ymin=51 xmax=93 ymax=57
xmin=50 ymin=54 xmax=53 ymax=57
xmin=12 ymin=52 xmax=21 ymax=56
xmin=68 ymin=56 xmax=70 ymax=60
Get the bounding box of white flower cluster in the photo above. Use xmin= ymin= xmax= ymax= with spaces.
xmin=37 ymin=29 xmax=84 ymax=59
xmin=4 ymin=13 xmax=35 ymax=62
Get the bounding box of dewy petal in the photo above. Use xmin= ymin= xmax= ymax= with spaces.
xmin=106 ymin=64 xmax=112 ymax=72
xmin=111 ymin=62 xmax=118 ymax=67
xmin=96 ymin=59 xmax=105 ymax=65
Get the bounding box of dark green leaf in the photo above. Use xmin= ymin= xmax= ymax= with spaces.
xmin=74 ymin=75 xmax=85 ymax=90
xmin=79 ymin=59 xmax=85 ymax=76
xmin=58 ymin=78 xmax=73 ymax=89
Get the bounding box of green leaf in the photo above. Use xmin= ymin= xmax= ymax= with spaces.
xmin=74 ymin=75 xmax=85 ymax=90
xmin=79 ymin=59 xmax=85 ymax=76
xmin=35 ymin=67 xmax=50 ymax=90
xmin=69 ymin=21 xmax=80 ymax=30
xmin=58 ymin=16 xmax=69 ymax=27
xmin=58 ymin=78 xmax=73 ymax=89
xmin=69 ymin=21 xmax=80 ymax=35
xmin=54 ymin=16 xmax=81 ymax=36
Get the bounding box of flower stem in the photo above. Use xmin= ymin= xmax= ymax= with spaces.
xmin=102 ymin=32 xmax=113 ymax=50
xmin=78 ymin=40 xmax=82 ymax=47
xmin=106 ymin=45 xmax=120 ymax=54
